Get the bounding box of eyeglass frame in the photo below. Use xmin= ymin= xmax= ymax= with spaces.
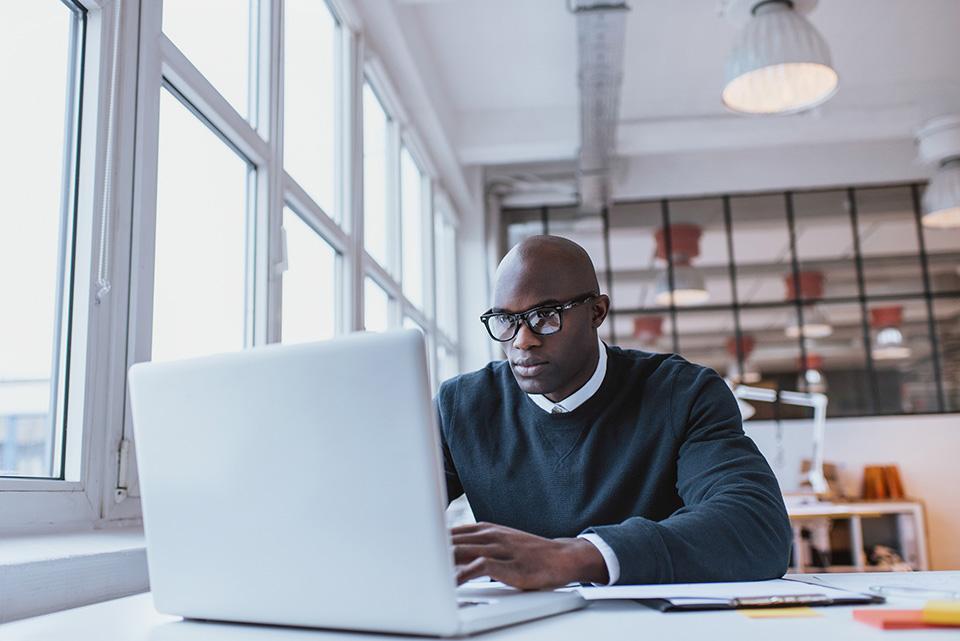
xmin=479 ymin=292 xmax=599 ymax=342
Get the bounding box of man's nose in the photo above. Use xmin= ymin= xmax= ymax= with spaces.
xmin=512 ymin=321 xmax=542 ymax=351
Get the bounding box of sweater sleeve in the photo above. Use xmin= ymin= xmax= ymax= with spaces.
xmin=583 ymin=366 xmax=793 ymax=584
xmin=435 ymin=380 xmax=464 ymax=504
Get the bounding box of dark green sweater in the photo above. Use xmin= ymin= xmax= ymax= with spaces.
xmin=436 ymin=345 xmax=792 ymax=584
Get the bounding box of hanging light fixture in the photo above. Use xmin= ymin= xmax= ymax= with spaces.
xmin=917 ymin=115 xmax=960 ymax=229
xmin=653 ymin=224 xmax=710 ymax=306
xmin=721 ymin=0 xmax=838 ymax=115
xmin=871 ymin=306 xmax=912 ymax=361
xmin=783 ymin=271 xmax=833 ymax=338
xmin=632 ymin=315 xmax=664 ymax=349
xmin=726 ymin=335 xmax=762 ymax=384
xmin=797 ymin=353 xmax=827 ymax=394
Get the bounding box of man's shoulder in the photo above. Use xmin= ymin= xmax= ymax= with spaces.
xmin=437 ymin=360 xmax=514 ymax=405
xmin=606 ymin=345 xmax=722 ymax=389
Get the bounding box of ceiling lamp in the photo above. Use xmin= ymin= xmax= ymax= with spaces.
xmin=783 ymin=271 xmax=833 ymax=338
xmin=726 ymin=335 xmax=762 ymax=384
xmin=797 ymin=353 xmax=827 ymax=394
xmin=653 ymin=224 xmax=710 ymax=306
xmin=917 ymin=115 xmax=960 ymax=229
xmin=871 ymin=306 xmax=912 ymax=361
xmin=721 ymin=0 xmax=838 ymax=115
xmin=633 ymin=315 xmax=663 ymax=349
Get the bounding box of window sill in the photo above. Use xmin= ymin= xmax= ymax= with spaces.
xmin=0 ymin=526 xmax=148 ymax=624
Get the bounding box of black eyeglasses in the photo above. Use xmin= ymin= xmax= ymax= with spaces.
xmin=479 ymin=293 xmax=598 ymax=342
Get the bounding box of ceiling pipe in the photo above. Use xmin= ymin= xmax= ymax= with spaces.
xmin=570 ymin=1 xmax=629 ymax=215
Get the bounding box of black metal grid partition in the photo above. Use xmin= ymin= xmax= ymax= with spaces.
xmin=500 ymin=183 xmax=960 ymax=420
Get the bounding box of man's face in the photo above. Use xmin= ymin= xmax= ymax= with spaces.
xmin=491 ymin=275 xmax=607 ymax=397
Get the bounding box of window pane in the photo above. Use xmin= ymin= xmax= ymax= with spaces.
xmin=0 ymin=2 xmax=78 ymax=477
xmin=793 ymin=190 xmax=857 ymax=300
xmin=163 ymin=0 xmax=251 ymax=118
xmin=400 ymin=147 xmax=424 ymax=308
xmin=933 ymin=298 xmax=960 ymax=413
xmin=665 ymin=199 xmax=731 ymax=307
xmin=730 ymin=194 xmax=792 ymax=304
xmin=869 ymin=299 xmax=939 ymax=414
xmin=363 ymin=84 xmax=390 ymax=268
xmin=364 ymin=278 xmax=390 ymax=333
xmin=920 ymin=185 xmax=960 ymax=294
xmin=676 ymin=310 xmax=737 ymax=372
xmin=437 ymin=344 xmax=459 ymax=386
xmin=152 ymin=90 xmax=249 ymax=362
xmin=284 ymin=0 xmax=338 ymax=219
xmin=282 ymin=208 xmax=338 ymax=344
xmin=736 ymin=306 xmax=804 ymax=420
xmin=434 ymin=213 xmax=458 ymax=339
xmin=608 ymin=201 xmax=661 ymax=311
xmin=856 ymin=186 xmax=926 ymax=297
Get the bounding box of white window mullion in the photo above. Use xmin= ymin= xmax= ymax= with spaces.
xmin=258 ymin=0 xmax=282 ymax=346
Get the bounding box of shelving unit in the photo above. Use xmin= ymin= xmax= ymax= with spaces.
xmin=787 ymin=500 xmax=929 ymax=573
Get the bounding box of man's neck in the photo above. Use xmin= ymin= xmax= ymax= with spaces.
xmin=544 ymin=340 xmax=601 ymax=404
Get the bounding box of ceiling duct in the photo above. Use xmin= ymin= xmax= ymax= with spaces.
xmin=570 ymin=1 xmax=629 ymax=215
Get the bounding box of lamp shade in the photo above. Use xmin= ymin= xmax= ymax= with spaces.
xmin=654 ymin=265 xmax=709 ymax=306
xmin=922 ymin=157 xmax=960 ymax=229
xmin=722 ymin=0 xmax=838 ymax=115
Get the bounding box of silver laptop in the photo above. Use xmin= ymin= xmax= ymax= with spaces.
xmin=128 ymin=330 xmax=585 ymax=636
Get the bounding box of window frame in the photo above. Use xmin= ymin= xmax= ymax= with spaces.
xmin=1 ymin=0 xmax=463 ymax=534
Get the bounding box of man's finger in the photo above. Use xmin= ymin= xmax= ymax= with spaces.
xmin=451 ymin=530 xmax=499 ymax=545
xmin=450 ymin=522 xmax=496 ymax=535
xmin=455 ymin=557 xmax=489 ymax=585
xmin=453 ymin=543 xmax=509 ymax=565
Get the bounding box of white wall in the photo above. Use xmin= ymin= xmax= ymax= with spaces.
xmin=745 ymin=413 xmax=960 ymax=570
xmin=611 ymin=138 xmax=929 ymax=201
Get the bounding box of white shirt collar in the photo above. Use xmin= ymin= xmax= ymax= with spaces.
xmin=528 ymin=337 xmax=607 ymax=414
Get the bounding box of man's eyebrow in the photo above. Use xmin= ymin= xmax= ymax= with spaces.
xmin=490 ymin=298 xmax=562 ymax=314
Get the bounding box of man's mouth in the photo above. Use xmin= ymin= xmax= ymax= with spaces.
xmin=512 ymin=361 xmax=548 ymax=377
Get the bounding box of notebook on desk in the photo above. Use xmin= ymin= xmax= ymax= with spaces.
xmin=574 ymin=578 xmax=884 ymax=612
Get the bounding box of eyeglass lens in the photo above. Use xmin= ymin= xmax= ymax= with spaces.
xmin=488 ymin=308 xmax=561 ymax=340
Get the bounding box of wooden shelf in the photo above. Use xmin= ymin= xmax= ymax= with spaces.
xmin=786 ymin=500 xmax=928 ymax=574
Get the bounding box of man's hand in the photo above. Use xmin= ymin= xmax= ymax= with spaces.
xmin=451 ymin=522 xmax=608 ymax=589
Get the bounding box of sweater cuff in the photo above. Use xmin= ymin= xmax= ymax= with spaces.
xmin=577 ymin=533 xmax=620 ymax=585
xmin=582 ymin=517 xmax=674 ymax=584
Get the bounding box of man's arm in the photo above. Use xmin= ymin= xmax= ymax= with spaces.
xmin=435 ymin=381 xmax=464 ymax=505
xmin=582 ymin=366 xmax=793 ymax=584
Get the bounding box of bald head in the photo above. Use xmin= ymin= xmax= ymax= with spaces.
xmin=494 ymin=236 xmax=600 ymax=307
xmin=489 ymin=235 xmax=610 ymax=401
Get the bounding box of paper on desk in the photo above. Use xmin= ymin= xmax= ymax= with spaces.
xmin=572 ymin=578 xmax=865 ymax=603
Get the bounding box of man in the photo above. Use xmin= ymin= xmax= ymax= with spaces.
xmin=436 ymin=235 xmax=792 ymax=589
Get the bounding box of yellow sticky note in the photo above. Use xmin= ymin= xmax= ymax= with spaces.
xmin=740 ymin=607 xmax=821 ymax=619
xmin=922 ymin=601 xmax=960 ymax=626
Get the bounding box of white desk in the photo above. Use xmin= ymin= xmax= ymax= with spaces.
xmin=4 ymin=573 xmax=959 ymax=640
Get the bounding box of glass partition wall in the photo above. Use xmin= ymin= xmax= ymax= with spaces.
xmin=501 ymin=183 xmax=960 ymax=420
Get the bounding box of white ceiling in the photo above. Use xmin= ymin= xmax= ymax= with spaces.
xmin=394 ymin=0 xmax=960 ymax=166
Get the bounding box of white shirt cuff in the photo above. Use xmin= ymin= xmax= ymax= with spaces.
xmin=577 ymin=533 xmax=620 ymax=586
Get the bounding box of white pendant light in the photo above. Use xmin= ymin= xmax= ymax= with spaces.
xmin=654 ymin=265 xmax=710 ymax=307
xmin=653 ymin=224 xmax=710 ymax=307
xmin=871 ymin=306 xmax=912 ymax=361
xmin=917 ymin=115 xmax=960 ymax=229
xmin=721 ymin=0 xmax=838 ymax=115
xmin=783 ymin=272 xmax=833 ymax=338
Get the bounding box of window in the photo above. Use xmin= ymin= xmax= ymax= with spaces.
xmin=162 ymin=0 xmax=252 ymax=117
xmin=0 ymin=1 xmax=83 ymax=478
xmin=501 ymin=183 xmax=960 ymax=419
xmin=363 ymin=83 xmax=391 ymax=269
xmin=400 ymin=147 xmax=425 ymax=309
xmin=434 ymin=210 xmax=458 ymax=341
xmin=364 ymin=278 xmax=390 ymax=333
xmin=2 ymin=0 xmax=462 ymax=532
xmin=284 ymin=0 xmax=339 ymax=219
xmin=281 ymin=207 xmax=338 ymax=344
xmin=151 ymin=89 xmax=250 ymax=362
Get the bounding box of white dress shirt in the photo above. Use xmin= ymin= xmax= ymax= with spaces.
xmin=526 ymin=336 xmax=620 ymax=585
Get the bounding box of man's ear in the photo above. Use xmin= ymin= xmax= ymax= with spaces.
xmin=592 ymin=294 xmax=610 ymax=328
